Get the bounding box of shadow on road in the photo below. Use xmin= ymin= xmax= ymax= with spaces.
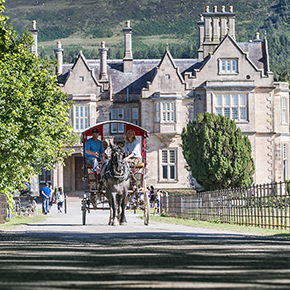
xmin=1 ymin=231 xmax=290 ymax=289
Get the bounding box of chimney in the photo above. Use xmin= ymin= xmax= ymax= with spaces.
xmin=54 ymin=41 xmax=64 ymax=76
xmin=199 ymin=5 xmax=236 ymax=58
xmin=197 ymin=14 xmax=204 ymax=59
xmin=204 ymin=6 xmax=212 ymax=44
xmin=123 ymin=20 xmax=133 ymax=72
xmin=30 ymin=20 xmax=39 ymax=56
xmin=98 ymin=41 xmax=108 ymax=81
xmin=212 ymin=6 xmax=220 ymax=43
xmin=254 ymin=32 xmax=261 ymax=41
xmin=228 ymin=6 xmax=235 ymax=40
xmin=220 ymin=6 xmax=227 ymax=39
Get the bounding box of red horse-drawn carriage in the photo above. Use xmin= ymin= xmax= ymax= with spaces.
xmin=80 ymin=120 xmax=150 ymax=225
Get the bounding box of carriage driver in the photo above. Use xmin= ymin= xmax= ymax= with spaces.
xmin=85 ymin=128 xmax=105 ymax=172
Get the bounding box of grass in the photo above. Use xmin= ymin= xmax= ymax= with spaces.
xmin=148 ymin=214 xmax=290 ymax=239
xmin=0 ymin=209 xmax=47 ymax=231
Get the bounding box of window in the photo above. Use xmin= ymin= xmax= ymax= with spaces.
xmin=215 ymin=94 xmax=247 ymax=121
xmin=219 ymin=59 xmax=238 ymax=74
xmin=132 ymin=108 xmax=138 ymax=125
xmin=75 ymin=106 xmax=88 ymax=130
xmin=282 ymin=97 xmax=287 ymax=124
xmin=161 ymin=149 xmax=177 ymax=181
xmin=283 ymin=143 xmax=287 ymax=181
xmin=161 ymin=102 xmax=175 ymax=123
xmin=111 ymin=108 xmax=124 ymax=133
xmin=39 ymin=169 xmax=51 ymax=184
xmin=79 ymin=76 xmax=84 ymax=81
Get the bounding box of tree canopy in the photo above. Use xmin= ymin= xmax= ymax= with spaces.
xmin=0 ymin=0 xmax=78 ymax=206
xmin=181 ymin=113 xmax=255 ymax=191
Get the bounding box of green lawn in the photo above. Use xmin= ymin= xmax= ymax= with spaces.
xmin=148 ymin=214 xmax=290 ymax=239
xmin=0 ymin=210 xmax=46 ymax=231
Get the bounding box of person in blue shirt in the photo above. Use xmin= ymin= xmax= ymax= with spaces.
xmin=41 ymin=183 xmax=51 ymax=215
xmin=124 ymin=129 xmax=142 ymax=166
xmin=85 ymin=128 xmax=104 ymax=172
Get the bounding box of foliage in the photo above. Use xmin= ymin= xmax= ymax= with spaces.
xmin=0 ymin=0 xmax=78 ymax=208
xmin=5 ymin=0 xmax=290 ymax=81
xmin=181 ymin=113 xmax=255 ymax=191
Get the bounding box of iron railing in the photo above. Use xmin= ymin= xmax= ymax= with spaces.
xmin=162 ymin=181 xmax=290 ymax=229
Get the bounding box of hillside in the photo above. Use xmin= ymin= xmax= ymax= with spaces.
xmin=3 ymin=0 xmax=290 ymax=81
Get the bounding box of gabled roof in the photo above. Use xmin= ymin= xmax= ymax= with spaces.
xmin=196 ymin=34 xmax=267 ymax=74
xmin=60 ymin=36 xmax=268 ymax=94
xmin=154 ymin=46 xmax=186 ymax=85
xmin=62 ymin=57 xmax=200 ymax=95
xmin=63 ymin=51 xmax=101 ymax=89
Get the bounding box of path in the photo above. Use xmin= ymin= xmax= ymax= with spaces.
xmin=0 ymin=197 xmax=290 ymax=289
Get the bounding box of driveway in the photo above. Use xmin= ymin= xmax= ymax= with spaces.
xmin=0 ymin=197 xmax=290 ymax=289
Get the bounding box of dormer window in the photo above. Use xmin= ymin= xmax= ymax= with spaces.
xmin=219 ymin=59 xmax=238 ymax=74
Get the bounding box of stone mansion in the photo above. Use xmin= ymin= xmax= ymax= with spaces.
xmin=30 ymin=5 xmax=290 ymax=193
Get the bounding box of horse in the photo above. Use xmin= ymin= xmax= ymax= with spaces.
xmin=100 ymin=143 xmax=131 ymax=226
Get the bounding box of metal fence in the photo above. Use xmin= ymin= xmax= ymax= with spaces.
xmin=162 ymin=181 xmax=290 ymax=230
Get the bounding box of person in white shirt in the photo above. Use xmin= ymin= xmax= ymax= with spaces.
xmin=124 ymin=129 xmax=142 ymax=166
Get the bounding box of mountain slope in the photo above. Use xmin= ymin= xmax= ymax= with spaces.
xmin=3 ymin=0 xmax=290 ymax=81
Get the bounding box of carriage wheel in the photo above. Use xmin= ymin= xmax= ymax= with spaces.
xmin=82 ymin=199 xmax=87 ymax=225
xmin=143 ymin=191 xmax=150 ymax=226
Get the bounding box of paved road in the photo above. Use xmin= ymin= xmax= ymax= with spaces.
xmin=1 ymin=198 xmax=290 ymax=289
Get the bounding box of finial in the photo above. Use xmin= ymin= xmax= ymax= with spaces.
xmin=166 ymin=43 xmax=169 ymax=51
xmin=229 ymin=5 xmax=233 ymax=12
xmin=57 ymin=41 xmax=61 ymax=48
xmin=205 ymin=5 xmax=209 ymax=12
xmin=213 ymin=5 xmax=217 ymax=12
xmin=101 ymin=41 xmax=105 ymax=48
xmin=200 ymin=14 xmax=204 ymax=21
xmin=32 ymin=20 xmax=36 ymax=29
xmin=126 ymin=20 xmax=130 ymax=27
xmin=255 ymin=32 xmax=260 ymax=40
xmin=221 ymin=5 xmax=225 ymax=12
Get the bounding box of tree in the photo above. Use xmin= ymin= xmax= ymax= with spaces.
xmin=0 ymin=0 xmax=78 ymax=207
xmin=181 ymin=113 xmax=255 ymax=191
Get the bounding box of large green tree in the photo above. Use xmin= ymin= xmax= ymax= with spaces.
xmin=0 ymin=0 xmax=78 ymax=206
xmin=181 ymin=113 xmax=255 ymax=191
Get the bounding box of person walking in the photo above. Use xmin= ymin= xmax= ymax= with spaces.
xmin=56 ymin=187 xmax=64 ymax=213
xmin=41 ymin=183 xmax=51 ymax=215
xmin=156 ymin=190 xmax=163 ymax=213
xmin=149 ymin=185 xmax=155 ymax=208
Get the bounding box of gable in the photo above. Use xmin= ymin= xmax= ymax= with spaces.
xmin=194 ymin=35 xmax=269 ymax=86
xmin=63 ymin=53 xmax=102 ymax=96
xmin=142 ymin=49 xmax=187 ymax=97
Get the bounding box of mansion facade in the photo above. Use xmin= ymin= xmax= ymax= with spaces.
xmin=31 ymin=5 xmax=290 ymax=193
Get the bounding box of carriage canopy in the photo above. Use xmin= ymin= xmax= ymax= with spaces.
xmin=81 ymin=120 xmax=149 ymax=165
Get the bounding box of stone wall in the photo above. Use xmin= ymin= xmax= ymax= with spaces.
xmin=0 ymin=194 xmax=7 ymax=224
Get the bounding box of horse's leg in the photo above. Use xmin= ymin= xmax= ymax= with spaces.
xmin=120 ymin=183 xmax=129 ymax=225
xmin=106 ymin=190 xmax=113 ymax=225
xmin=111 ymin=191 xmax=119 ymax=226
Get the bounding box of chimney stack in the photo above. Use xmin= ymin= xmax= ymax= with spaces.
xmin=228 ymin=6 xmax=235 ymax=40
xmin=98 ymin=41 xmax=108 ymax=81
xmin=30 ymin=20 xmax=39 ymax=56
xmin=200 ymin=5 xmax=236 ymax=58
xmin=197 ymin=15 xmax=204 ymax=59
xmin=123 ymin=20 xmax=133 ymax=72
xmin=54 ymin=41 xmax=64 ymax=76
